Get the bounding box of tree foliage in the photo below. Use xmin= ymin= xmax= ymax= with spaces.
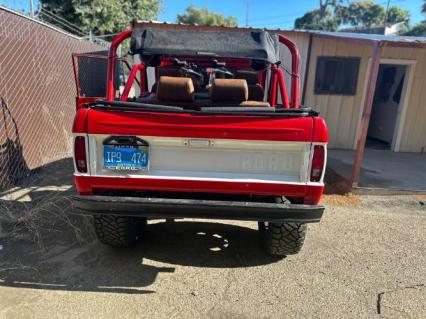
xmin=404 ymin=21 xmax=426 ymax=36
xmin=294 ymin=9 xmax=339 ymax=31
xmin=404 ymin=0 xmax=426 ymax=36
xmin=294 ymin=0 xmax=410 ymax=32
xmin=341 ymin=1 xmax=385 ymax=27
xmin=40 ymin=0 xmax=161 ymax=35
xmin=386 ymin=6 xmax=410 ymax=25
xmin=176 ymin=5 xmax=237 ymax=27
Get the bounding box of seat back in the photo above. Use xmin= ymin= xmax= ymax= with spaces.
xmin=248 ymin=84 xmax=265 ymax=101
xmin=210 ymin=79 xmax=248 ymax=103
xmin=234 ymin=70 xmax=259 ymax=85
xmin=234 ymin=70 xmax=265 ymax=101
xmin=156 ymin=76 xmax=195 ymax=102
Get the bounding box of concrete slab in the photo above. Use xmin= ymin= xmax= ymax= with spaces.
xmin=328 ymin=149 xmax=426 ymax=192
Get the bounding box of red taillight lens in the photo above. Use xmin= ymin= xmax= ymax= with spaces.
xmin=310 ymin=145 xmax=325 ymax=182
xmin=74 ymin=136 xmax=87 ymax=173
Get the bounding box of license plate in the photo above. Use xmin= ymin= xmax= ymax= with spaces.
xmin=103 ymin=145 xmax=149 ymax=171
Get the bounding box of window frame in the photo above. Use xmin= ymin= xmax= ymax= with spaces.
xmin=314 ymin=56 xmax=361 ymax=96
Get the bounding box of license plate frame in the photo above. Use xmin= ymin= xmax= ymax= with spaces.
xmin=103 ymin=145 xmax=149 ymax=171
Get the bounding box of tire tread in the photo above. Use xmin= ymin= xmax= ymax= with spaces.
xmin=94 ymin=215 xmax=146 ymax=247
xmin=259 ymin=221 xmax=307 ymax=256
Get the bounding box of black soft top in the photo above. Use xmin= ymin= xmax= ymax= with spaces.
xmin=130 ymin=28 xmax=280 ymax=64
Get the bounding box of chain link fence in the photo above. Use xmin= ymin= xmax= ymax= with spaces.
xmin=0 ymin=7 xmax=105 ymax=190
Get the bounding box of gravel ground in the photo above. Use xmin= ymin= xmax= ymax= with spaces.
xmin=0 ymin=159 xmax=425 ymax=319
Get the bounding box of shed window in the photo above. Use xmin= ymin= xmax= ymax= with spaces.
xmin=314 ymin=57 xmax=360 ymax=95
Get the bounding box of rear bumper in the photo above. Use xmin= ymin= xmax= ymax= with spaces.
xmin=72 ymin=195 xmax=324 ymax=223
xmin=74 ymin=176 xmax=324 ymax=205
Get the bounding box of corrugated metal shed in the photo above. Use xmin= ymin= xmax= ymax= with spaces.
xmin=309 ymin=30 xmax=426 ymax=47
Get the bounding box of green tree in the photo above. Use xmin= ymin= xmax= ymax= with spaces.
xmin=294 ymin=9 xmax=339 ymax=31
xmin=341 ymin=1 xmax=385 ymax=28
xmin=176 ymin=5 xmax=237 ymax=27
xmin=40 ymin=0 xmax=161 ymax=35
xmin=404 ymin=0 xmax=426 ymax=36
xmin=294 ymin=0 xmax=343 ymax=31
xmin=318 ymin=0 xmax=342 ymax=19
xmin=385 ymin=6 xmax=410 ymax=34
xmin=404 ymin=21 xmax=426 ymax=36
xmin=295 ymin=0 xmax=410 ymax=32
xmin=386 ymin=6 xmax=410 ymax=24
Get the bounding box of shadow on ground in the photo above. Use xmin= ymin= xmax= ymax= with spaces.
xmin=0 ymin=158 xmax=280 ymax=295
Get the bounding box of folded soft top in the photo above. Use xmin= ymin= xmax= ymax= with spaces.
xmin=130 ymin=28 xmax=280 ymax=64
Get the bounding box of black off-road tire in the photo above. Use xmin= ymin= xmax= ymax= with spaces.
xmin=258 ymin=222 xmax=307 ymax=256
xmin=94 ymin=215 xmax=147 ymax=248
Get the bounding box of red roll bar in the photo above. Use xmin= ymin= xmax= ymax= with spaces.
xmin=106 ymin=30 xmax=301 ymax=108
xmin=278 ymin=35 xmax=300 ymax=108
xmin=106 ymin=29 xmax=133 ymax=100
xmin=120 ymin=64 xmax=146 ymax=101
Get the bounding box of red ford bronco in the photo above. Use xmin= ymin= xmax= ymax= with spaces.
xmin=71 ymin=26 xmax=328 ymax=256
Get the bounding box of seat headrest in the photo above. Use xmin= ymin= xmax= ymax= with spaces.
xmin=156 ymin=76 xmax=194 ymax=102
xmin=210 ymin=79 xmax=248 ymax=103
xmin=234 ymin=70 xmax=259 ymax=85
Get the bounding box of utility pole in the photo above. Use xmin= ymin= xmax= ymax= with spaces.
xmin=245 ymin=0 xmax=249 ymax=27
xmin=384 ymin=0 xmax=391 ymax=28
xmin=29 ymin=0 xmax=34 ymax=18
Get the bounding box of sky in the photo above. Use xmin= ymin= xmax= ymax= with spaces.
xmin=158 ymin=0 xmax=424 ymax=29
xmin=1 ymin=0 xmax=424 ymax=30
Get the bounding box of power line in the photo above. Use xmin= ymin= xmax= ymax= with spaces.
xmin=38 ymin=12 xmax=86 ymax=36
xmin=245 ymin=0 xmax=249 ymax=27
xmin=39 ymin=8 xmax=87 ymax=34
xmin=38 ymin=10 xmax=87 ymax=36
xmin=40 ymin=8 xmax=86 ymax=31
xmin=82 ymin=32 xmax=121 ymax=39
xmin=29 ymin=0 xmax=34 ymax=18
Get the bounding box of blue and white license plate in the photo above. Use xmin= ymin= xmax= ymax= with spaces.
xmin=103 ymin=145 xmax=149 ymax=171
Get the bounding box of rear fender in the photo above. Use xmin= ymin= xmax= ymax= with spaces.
xmin=73 ymin=108 xmax=89 ymax=133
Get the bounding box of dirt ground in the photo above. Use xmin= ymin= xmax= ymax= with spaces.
xmin=0 ymin=159 xmax=425 ymax=319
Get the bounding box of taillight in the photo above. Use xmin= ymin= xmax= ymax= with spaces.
xmin=74 ymin=136 xmax=87 ymax=173
xmin=310 ymin=145 xmax=325 ymax=182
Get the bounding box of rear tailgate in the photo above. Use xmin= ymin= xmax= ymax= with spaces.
xmin=74 ymin=109 xmax=324 ymax=198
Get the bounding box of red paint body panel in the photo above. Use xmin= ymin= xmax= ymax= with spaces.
xmin=73 ymin=109 xmax=326 ymax=204
xmin=312 ymin=117 xmax=328 ymax=143
xmin=85 ymin=109 xmax=317 ymax=142
xmin=75 ymin=175 xmax=321 ymax=197
xmin=72 ymin=108 xmax=88 ymax=133
xmin=304 ymin=185 xmax=324 ymax=205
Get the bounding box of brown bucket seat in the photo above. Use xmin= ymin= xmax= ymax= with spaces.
xmin=234 ymin=70 xmax=265 ymax=101
xmin=210 ymin=78 xmax=269 ymax=107
xmin=156 ymin=76 xmax=195 ymax=102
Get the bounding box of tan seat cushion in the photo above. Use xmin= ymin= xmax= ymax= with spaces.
xmin=156 ymin=76 xmax=194 ymax=102
xmin=210 ymin=78 xmax=248 ymax=103
xmin=240 ymin=101 xmax=270 ymax=107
